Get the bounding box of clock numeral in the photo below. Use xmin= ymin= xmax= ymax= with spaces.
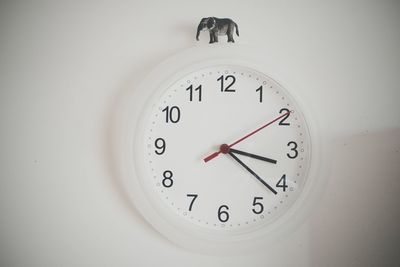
xmin=256 ymin=85 xmax=263 ymax=103
xmin=217 ymin=205 xmax=230 ymax=222
xmin=186 ymin=84 xmax=202 ymax=102
xmin=279 ymin=108 xmax=290 ymax=126
xmin=252 ymin=197 xmax=264 ymax=214
xmin=186 ymin=194 xmax=198 ymax=211
xmin=154 ymin=138 xmax=166 ymax=155
xmin=162 ymin=106 xmax=181 ymax=123
xmin=162 ymin=170 xmax=173 ymax=188
xmin=287 ymin=141 xmax=298 ymax=159
xmin=217 ymin=75 xmax=236 ymax=92
xmin=276 ymin=174 xmax=288 ymax=192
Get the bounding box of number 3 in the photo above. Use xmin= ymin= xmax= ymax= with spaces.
xmin=287 ymin=141 xmax=298 ymax=159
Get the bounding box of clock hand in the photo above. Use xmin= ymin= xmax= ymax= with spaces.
xmin=229 ymin=148 xmax=277 ymax=164
xmin=228 ymin=151 xmax=277 ymax=194
xmin=203 ymin=110 xmax=291 ymax=163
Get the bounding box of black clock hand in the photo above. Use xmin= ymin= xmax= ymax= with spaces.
xmin=228 ymin=151 xmax=277 ymax=195
xmin=229 ymin=148 xmax=277 ymax=164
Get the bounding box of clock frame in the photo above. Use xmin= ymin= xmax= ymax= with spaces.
xmin=114 ymin=44 xmax=328 ymax=253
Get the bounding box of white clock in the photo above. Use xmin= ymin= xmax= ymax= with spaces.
xmin=115 ymin=44 xmax=326 ymax=253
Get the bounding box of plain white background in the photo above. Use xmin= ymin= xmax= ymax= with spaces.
xmin=0 ymin=1 xmax=399 ymax=266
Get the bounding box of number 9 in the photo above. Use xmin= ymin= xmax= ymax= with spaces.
xmin=154 ymin=138 xmax=166 ymax=155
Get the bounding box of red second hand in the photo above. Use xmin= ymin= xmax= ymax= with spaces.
xmin=203 ymin=110 xmax=292 ymax=163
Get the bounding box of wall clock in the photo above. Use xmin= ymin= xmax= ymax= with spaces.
xmin=115 ymin=44 xmax=327 ymax=253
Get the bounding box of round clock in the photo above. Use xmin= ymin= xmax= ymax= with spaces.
xmin=115 ymin=44 xmax=326 ymax=253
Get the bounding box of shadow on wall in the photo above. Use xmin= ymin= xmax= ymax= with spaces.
xmin=102 ymin=51 xmax=180 ymax=245
xmin=309 ymin=128 xmax=400 ymax=266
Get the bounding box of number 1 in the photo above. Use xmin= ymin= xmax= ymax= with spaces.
xmin=256 ymin=85 xmax=263 ymax=102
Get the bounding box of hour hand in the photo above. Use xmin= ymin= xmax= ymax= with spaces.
xmin=229 ymin=148 xmax=277 ymax=164
xmin=228 ymin=152 xmax=277 ymax=195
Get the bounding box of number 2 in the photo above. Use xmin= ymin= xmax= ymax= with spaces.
xmin=279 ymin=108 xmax=290 ymax=126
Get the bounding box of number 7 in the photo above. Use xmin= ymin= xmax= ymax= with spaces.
xmin=186 ymin=194 xmax=198 ymax=211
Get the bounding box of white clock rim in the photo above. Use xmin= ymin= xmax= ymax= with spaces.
xmin=114 ymin=44 xmax=330 ymax=254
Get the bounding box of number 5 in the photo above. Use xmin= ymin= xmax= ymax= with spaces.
xmin=252 ymin=197 xmax=264 ymax=214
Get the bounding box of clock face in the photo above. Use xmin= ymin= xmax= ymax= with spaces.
xmin=137 ymin=64 xmax=311 ymax=233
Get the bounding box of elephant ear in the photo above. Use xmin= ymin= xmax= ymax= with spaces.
xmin=207 ymin=18 xmax=216 ymax=29
xmin=198 ymin=18 xmax=209 ymax=29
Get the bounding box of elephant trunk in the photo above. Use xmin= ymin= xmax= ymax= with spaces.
xmin=196 ymin=23 xmax=202 ymax=41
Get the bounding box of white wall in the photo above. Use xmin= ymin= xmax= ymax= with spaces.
xmin=0 ymin=1 xmax=399 ymax=266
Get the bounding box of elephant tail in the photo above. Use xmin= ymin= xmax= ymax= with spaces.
xmin=234 ymin=22 xmax=239 ymax=36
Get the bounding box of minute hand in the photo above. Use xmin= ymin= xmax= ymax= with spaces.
xmin=228 ymin=151 xmax=277 ymax=194
xmin=230 ymin=148 xmax=277 ymax=164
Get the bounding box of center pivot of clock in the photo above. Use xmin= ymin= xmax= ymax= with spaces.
xmin=219 ymin=144 xmax=231 ymax=154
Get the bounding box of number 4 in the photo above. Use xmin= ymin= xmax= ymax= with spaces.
xmin=276 ymin=174 xmax=288 ymax=192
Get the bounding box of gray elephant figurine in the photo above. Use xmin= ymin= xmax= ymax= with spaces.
xmin=196 ymin=17 xmax=239 ymax=43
